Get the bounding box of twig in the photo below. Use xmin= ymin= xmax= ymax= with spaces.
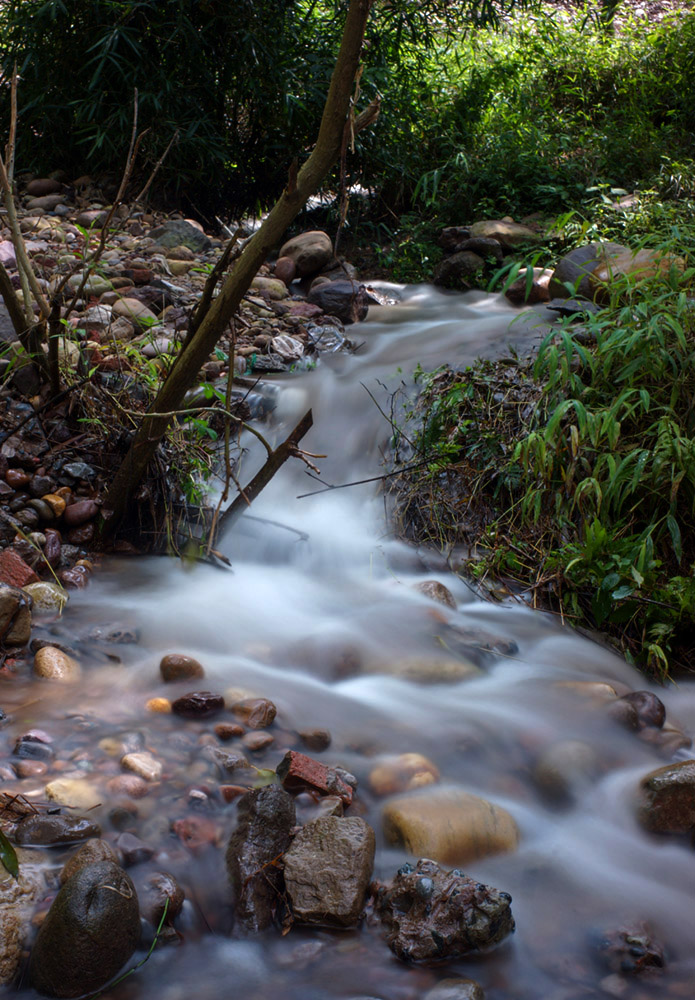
xmin=206 ymin=321 xmax=238 ymax=554
xmin=185 ymin=228 xmax=242 ymax=346
xmin=0 ymin=375 xmax=91 ymax=444
xmin=296 ymin=456 xmax=436 ymax=499
xmin=6 ymin=63 xmax=17 ymax=184
xmin=133 ymin=128 xmax=180 ymax=205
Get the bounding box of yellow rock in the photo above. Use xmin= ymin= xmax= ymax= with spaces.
xmin=365 ymin=657 xmax=480 ymax=684
xmin=42 ymin=494 xmax=66 ymax=518
xmin=121 ymin=752 xmax=162 ymax=782
xmin=369 ymin=753 xmax=440 ymax=797
xmin=45 ymin=778 xmax=102 ymax=811
xmin=146 ymin=697 xmax=171 ymax=713
xmin=33 ymin=646 xmax=81 ymax=682
xmin=22 ymin=583 xmax=68 ymax=615
xmin=554 ymin=680 xmax=618 ymax=704
xmin=168 ymin=259 xmax=192 ymax=276
xmin=382 ymin=786 xmax=519 ymax=865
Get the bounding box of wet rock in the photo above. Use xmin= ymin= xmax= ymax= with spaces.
xmin=414 ymin=580 xmax=457 ymax=609
xmin=382 ymin=787 xmax=519 ymax=865
xmin=504 ymin=266 xmax=553 ymax=305
xmin=533 ymin=740 xmax=601 ymax=804
xmin=424 ymin=979 xmax=486 ymax=1000
xmin=159 ymin=653 xmax=205 ymax=683
xmin=0 ymin=850 xmax=45 ymax=985
xmin=148 ymin=219 xmax=211 ymax=252
xmin=141 ymin=871 xmax=184 ymax=926
xmin=29 ymin=860 xmax=140 ymax=998
xmin=60 ymin=839 xmax=118 ymax=884
xmin=232 ymin=697 xmax=276 ymax=729
xmin=22 ymin=582 xmax=67 ymax=615
xmin=121 ymin=752 xmax=162 ymax=782
xmin=548 ymin=242 xmax=628 ymax=299
xmin=203 ymin=745 xmax=249 ymax=777
xmin=117 ymin=831 xmax=154 ymax=866
xmin=172 ymin=690 xmax=225 ymax=719
xmin=432 ymin=251 xmax=484 ymax=288
xmin=365 ymin=656 xmax=479 ymax=684
xmin=0 ymin=583 xmax=32 ymax=646
xmin=15 ymin=813 xmax=100 ymax=846
xmin=637 ymin=760 xmax=695 ymax=834
xmin=372 ymin=858 xmax=514 ymax=963
xmin=284 ymin=815 xmax=375 ymax=928
xmin=0 ymin=548 xmax=39 ymax=588
xmin=277 ymin=750 xmax=354 ymax=805
xmin=45 ymin=778 xmax=101 ymax=811
xmin=106 ymin=774 xmax=150 ymax=798
xmin=606 ymin=698 xmax=640 ymax=730
xmin=13 ymin=736 xmax=54 ymax=762
xmin=369 ymin=753 xmax=440 ymax=797
xmin=274 ymin=255 xmax=297 ymax=285
xmin=619 ymin=691 xmax=665 ymax=730
xmin=298 ymin=728 xmax=332 ymax=752
xmin=242 ymin=730 xmax=274 ymax=752
xmin=214 ymin=722 xmax=244 ymax=741
xmin=469 ymin=219 xmax=540 ymax=249
xmin=172 ymin=815 xmax=218 ymax=852
xmin=62 ymin=499 xmax=98 ymax=526
xmin=307 ymin=280 xmax=369 ymax=324
xmin=596 ymin=921 xmax=665 ymax=975
xmin=33 ymin=646 xmax=81 ymax=682
xmin=279 ymin=231 xmax=333 ymax=278
xmin=226 ymin=784 xmax=296 ymax=931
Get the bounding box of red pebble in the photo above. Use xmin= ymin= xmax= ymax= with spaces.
xmin=63 ymin=499 xmax=98 ymax=527
xmin=172 ymin=815 xmax=218 ymax=852
xmin=5 ymin=468 xmax=31 ymax=488
xmin=276 ymin=750 xmax=353 ymax=805
xmin=0 ymin=548 xmax=39 ymax=587
xmin=43 ymin=529 xmax=62 ymax=568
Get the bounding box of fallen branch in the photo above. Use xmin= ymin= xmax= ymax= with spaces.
xmin=220 ymin=409 xmax=313 ymax=530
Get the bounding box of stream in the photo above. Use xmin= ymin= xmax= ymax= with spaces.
xmin=10 ymin=284 xmax=695 ymax=999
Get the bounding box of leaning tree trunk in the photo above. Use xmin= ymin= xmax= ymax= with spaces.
xmin=101 ymin=0 xmax=374 ymax=540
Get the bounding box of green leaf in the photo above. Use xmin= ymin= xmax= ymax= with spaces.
xmin=666 ymin=514 xmax=683 ymax=563
xmin=253 ymin=768 xmax=278 ymax=788
xmin=0 ymin=830 xmax=19 ymax=879
xmin=611 ymin=584 xmax=633 ymax=600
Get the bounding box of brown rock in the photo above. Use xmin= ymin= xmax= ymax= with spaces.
xmin=214 ymin=722 xmax=244 ymax=741
xmin=432 ymin=251 xmax=485 ymax=288
xmin=591 ymin=248 xmax=685 ymax=298
xmin=369 ymin=753 xmax=440 ymax=797
xmin=172 ymin=691 xmax=225 ymax=719
xmin=620 ymin=691 xmax=665 ymax=729
xmin=414 ymin=580 xmax=457 ymax=609
xmin=62 ymin=500 xmax=98 ymax=527
xmin=469 ymin=219 xmax=540 ymax=249
xmin=33 ymin=646 xmax=81 ymax=682
xmin=638 ymin=760 xmax=695 ymax=834
xmin=232 ymin=697 xmax=276 ymax=729
xmin=60 ymin=839 xmax=118 ymax=884
xmin=274 ymin=255 xmax=297 ymax=285
xmin=298 ymin=728 xmax=332 ymax=752
xmin=284 ymin=816 xmax=375 ymax=928
xmin=0 ymin=583 xmax=32 ymax=646
xmin=106 ymin=774 xmax=150 ymax=798
xmin=242 ymin=731 xmax=274 ymax=752
xmin=159 ymin=653 xmax=205 ymax=683
xmin=6 ymin=469 xmax=31 ymax=488
xmin=26 ymin=179 xmax=63 ymax=197
xmin=172 ymin=815 xmax=218 ymax=852
xmin=141 ymin=872 xmax=184 ymax=926
xmin=278 ymin=231 xmax=333 ymax=278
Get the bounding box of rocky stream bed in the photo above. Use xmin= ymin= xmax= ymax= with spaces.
xmin=0 ymin=178 xmax=694 ymax=1000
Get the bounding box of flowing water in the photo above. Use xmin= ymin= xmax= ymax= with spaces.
xmin=11 ymin=286 xmax=695 ymax=999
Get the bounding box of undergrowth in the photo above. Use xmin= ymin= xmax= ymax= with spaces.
xmin=393 ymin=260 xmax=695 ymax=680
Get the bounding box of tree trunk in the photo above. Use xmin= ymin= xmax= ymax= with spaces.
xmin=101 ymin=0 xmax=374 ymax=540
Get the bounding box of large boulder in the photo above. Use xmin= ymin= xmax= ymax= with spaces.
xmin=548 ymin=242 xmax=628 ymax=299
xmin=226 ymin=784 xmax=296 ymax=931
xmin=278 ymin=231 xmax=333 ymax=278
xmin=148 ymin=219 xmax=211 ymax=252
xmin=590 ymin=248 xmax=685 ymax=299
xmin=382 ymin=786 xmax=519 ymax=865
xmin=372 ymin=858 xmax=514 ymax=962
xmin=432 ymin=251 xmax=484 ymax=289
xmin=637 ymin=760 xmax=695 ymax=834
xmin=283 ymin=816 xmax=375 ymax=928
xmin=29 ymin=860 xmax=140 ymax=997
xmin=307 ymin=279 xmax=369 ymax=324
xmin=469 ymin=220 xmax=540 ymax=250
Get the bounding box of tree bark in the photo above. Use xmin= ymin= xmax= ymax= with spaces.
xmin=101 ymin=0 xmax=374 ymax=539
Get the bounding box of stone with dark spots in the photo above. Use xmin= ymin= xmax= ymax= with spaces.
xmin=596 ymin=921 xmax=665 ymax=975
xmin=29 ymin=860 xmax=140 ymax=998
xmin=284 ymin=816 xmax=375 ymax=928
xmin=307 ymin=280 xmax=369 ymax=324
xmin=148 ymin=219 xmax=211 ymax=252
xmin=637 ymin=760 xmax=695 ymax=834
xmin=232 ymin=697 xmax=276 ymax=729
xmin=15 ymin=813 xmax=100 ymax=846
xmin=373 ymin=859 xmax=514 ymax=963
xmin=172 ymin=691 xmax=225 ymax=719
xmin=619 ymin=691 xmax=665 ymax=730
xmin=226 ymin=784 xmax=296 ymax=932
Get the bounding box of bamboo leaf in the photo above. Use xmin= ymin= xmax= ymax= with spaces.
xmin=0 ymin=830 xmax=19 ymax=879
